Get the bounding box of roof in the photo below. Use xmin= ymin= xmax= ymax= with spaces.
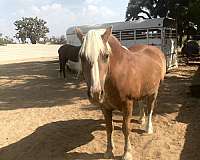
xmin=66 ymin=18 xmax=176 ymax=35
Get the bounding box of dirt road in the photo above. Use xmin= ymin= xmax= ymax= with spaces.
xmin=0 ymin=45 xmax=199 ymax=160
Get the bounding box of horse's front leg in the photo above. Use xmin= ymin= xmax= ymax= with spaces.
xmin=145 ymin=92 xmax=158 ymax=134
xmin=102 ymin=107 xmax=114 ymax=158
xmin=122 ymin=100 xmax=134 ymax=160
xmin=138 ymin=100 xmax=146 ymax=125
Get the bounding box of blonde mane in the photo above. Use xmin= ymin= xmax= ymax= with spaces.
xmin=79 ymin=29 xmax=111 ymax=63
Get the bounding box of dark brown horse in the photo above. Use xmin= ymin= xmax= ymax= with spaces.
xmin=58 ymin=44 xmax=81 ymax=78
xmin=76 ymin=27 xmax=166 ymax=160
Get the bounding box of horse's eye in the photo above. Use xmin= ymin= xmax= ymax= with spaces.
xmin=102 ymin=54 xmax=109 ymax=63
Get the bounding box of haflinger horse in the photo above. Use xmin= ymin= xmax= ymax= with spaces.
xmin=76 ymin=27 xmax=166 ymax=160
xmin=58 ymin=44 xmax=81 ymax=78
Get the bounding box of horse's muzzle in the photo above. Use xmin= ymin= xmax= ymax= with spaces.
xmin=87 ymin=88 xmax=104 ymax=104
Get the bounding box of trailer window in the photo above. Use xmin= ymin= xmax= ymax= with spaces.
xmin=121 ymin=30 xmax=134 ymax=40
xmin=165 ymin=29 xmax=176 ymax=38
xmin=165 ymin=29 xmax=170 ymax=38
xmin=112 ymin=31 xmax=121 ymax=40
xmin=136 ymin=29 xmax=147 ymax=39
xmin=148 ymin=29 xmax=161 ymax=38
xmin=172 ymin=29 xmax=177 ymax=38
xmin=113 ymin=30 xmax=135 ymax=41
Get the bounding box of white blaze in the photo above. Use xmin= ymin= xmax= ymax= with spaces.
xmin=78 ymin=28 xmax=111 ymax=93
xmin=91 ymin=60 xmax=100 ymax=91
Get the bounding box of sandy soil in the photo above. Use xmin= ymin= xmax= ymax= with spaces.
xmin=0 ymin=44 xmax=199 ymax=160
xmin=0 ymin=44 xmax=60 ymax=64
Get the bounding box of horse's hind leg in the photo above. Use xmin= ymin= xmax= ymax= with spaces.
xmin=122 ymin=100 xmax=135 ymax=160
xmin=145 ymin=91 xmax=158 ymax=134
xmin=138 ymin=100 xmax=146 ymax=125
xmin=102 ymin=107 xmax=114 ymax=158
xmin=59 ymin=61 xmax=62 ymax=78
xmin=63 ymin=60 xmax=67 ymax=78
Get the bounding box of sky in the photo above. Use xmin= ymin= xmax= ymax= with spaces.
xmin=0 ymin=0 xmax=129 ymax=38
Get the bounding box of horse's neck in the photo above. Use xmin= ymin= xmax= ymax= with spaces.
xmin=106 ymin=35 xmax=127 ymax=85
xmin=108 ymin=36 xmax=124 ymax=60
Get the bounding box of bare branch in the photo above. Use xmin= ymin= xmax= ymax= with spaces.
xmin=140 ymin=9 xmax=152 ymax=19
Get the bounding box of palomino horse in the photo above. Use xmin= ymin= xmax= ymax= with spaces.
xmin=76 ymin=27 xmax=166 ymax=160
xmin=58 ymin=44 xmax=81 ymax=78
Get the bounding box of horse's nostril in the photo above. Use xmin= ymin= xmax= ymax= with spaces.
xmin=87 ymin=90 xmax=93 ymax=98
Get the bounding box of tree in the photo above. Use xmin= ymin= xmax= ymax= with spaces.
xmin=0 ymin=34 xmax=15 ymax=45
xmin=14 ymin=17 xmax=49 ymax=44
xmin=125 ymin=0 xmax=200 ymax=46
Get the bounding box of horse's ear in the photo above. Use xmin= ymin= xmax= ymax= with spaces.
xmin=75 ymin=27 xmax=84 ymax=43
xmin=102 ymin=26 xmax=112 ymax=43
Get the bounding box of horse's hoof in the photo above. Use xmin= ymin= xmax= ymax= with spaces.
xmin=104 ymin=151 xmax=114 ymax=159
xmin=145 ymin=127 xmax=153 ymax=134
xmin=138 ymin=118 xmax=145 ymax=125
xmin=147 ymin=130 xmax=153 ymax=134
xmin=122 ymin=152 xmax=133 ymax=160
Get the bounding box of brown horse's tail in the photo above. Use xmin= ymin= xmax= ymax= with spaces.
xmin=162 ymin=54 xmax=167 ymax=80
xmin=161 ymin=63 xmax=166 ymax=81
xmin=158 ymin=48 xmax=167 ymax=81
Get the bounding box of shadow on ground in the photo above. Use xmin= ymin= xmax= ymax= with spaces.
xmin=176 ymin=65 xmax=200 ymax=160
xmin=0 ymin=119 xmax=106 ymax=160
xmin=81 ymin=65 xmax=197 ymax=117
xmin=0 ymin=60 xmax=87 ymax=110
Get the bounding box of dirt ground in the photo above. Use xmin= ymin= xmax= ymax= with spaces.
xmin=0 ymin=44 xmax=60 ymax=64
xmin=0 ymin=44 xmax=199 ymax=160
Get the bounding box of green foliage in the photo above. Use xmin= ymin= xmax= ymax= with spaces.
xmin=14 ymin=17 xmax=49 ymax=44
xmin=48 ymin=35 xmax=67 ymax=44
xmin=0 ymin=34 xmax=15 ymax=45
xmin=182 ymin=40 xmax=200 ymax=56
xmin=125 ymin=0 xmax=200 ymax=46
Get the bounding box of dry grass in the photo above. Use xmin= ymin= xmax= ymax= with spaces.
xmin=0 ymin=44 xmax=61 ymax=64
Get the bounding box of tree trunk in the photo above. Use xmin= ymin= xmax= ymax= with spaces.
xmin=30 ymin=37 xmax=37 ymax=44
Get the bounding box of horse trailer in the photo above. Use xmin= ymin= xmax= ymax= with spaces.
xmin=66 ymin=18 xmax=178 ymax=70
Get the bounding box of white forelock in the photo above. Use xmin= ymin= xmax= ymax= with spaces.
xmin=79 ymin=29 xmax=111 ymax=63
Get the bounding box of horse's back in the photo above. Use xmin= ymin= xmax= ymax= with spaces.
xmin=58 ymin=44 xmax=74 ymax=55
xmin=111 ymin=44 xmax=166 ymax=99
xmin=129 ymin=44 xmax=166 ymax=80
xmin=128 ymin=44 xmax=147 ymax=52
xmin=58 ymin=44 xmax=80 ymax=62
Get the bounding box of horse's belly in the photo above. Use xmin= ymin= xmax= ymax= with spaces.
xmin=67 ymin=60 xmax=82 ymax=72
xmin=139 ymin=79 xmax=161 ymax=97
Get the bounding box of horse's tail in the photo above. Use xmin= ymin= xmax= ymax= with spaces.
xmin=159 ymin=49 xmax=167 ymax=81
xmin=162 ymin=58 xmax=166 ymax=80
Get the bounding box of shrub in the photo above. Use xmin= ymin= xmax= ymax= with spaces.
xmin=181 ymin=40 xmax=200 ymax=57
